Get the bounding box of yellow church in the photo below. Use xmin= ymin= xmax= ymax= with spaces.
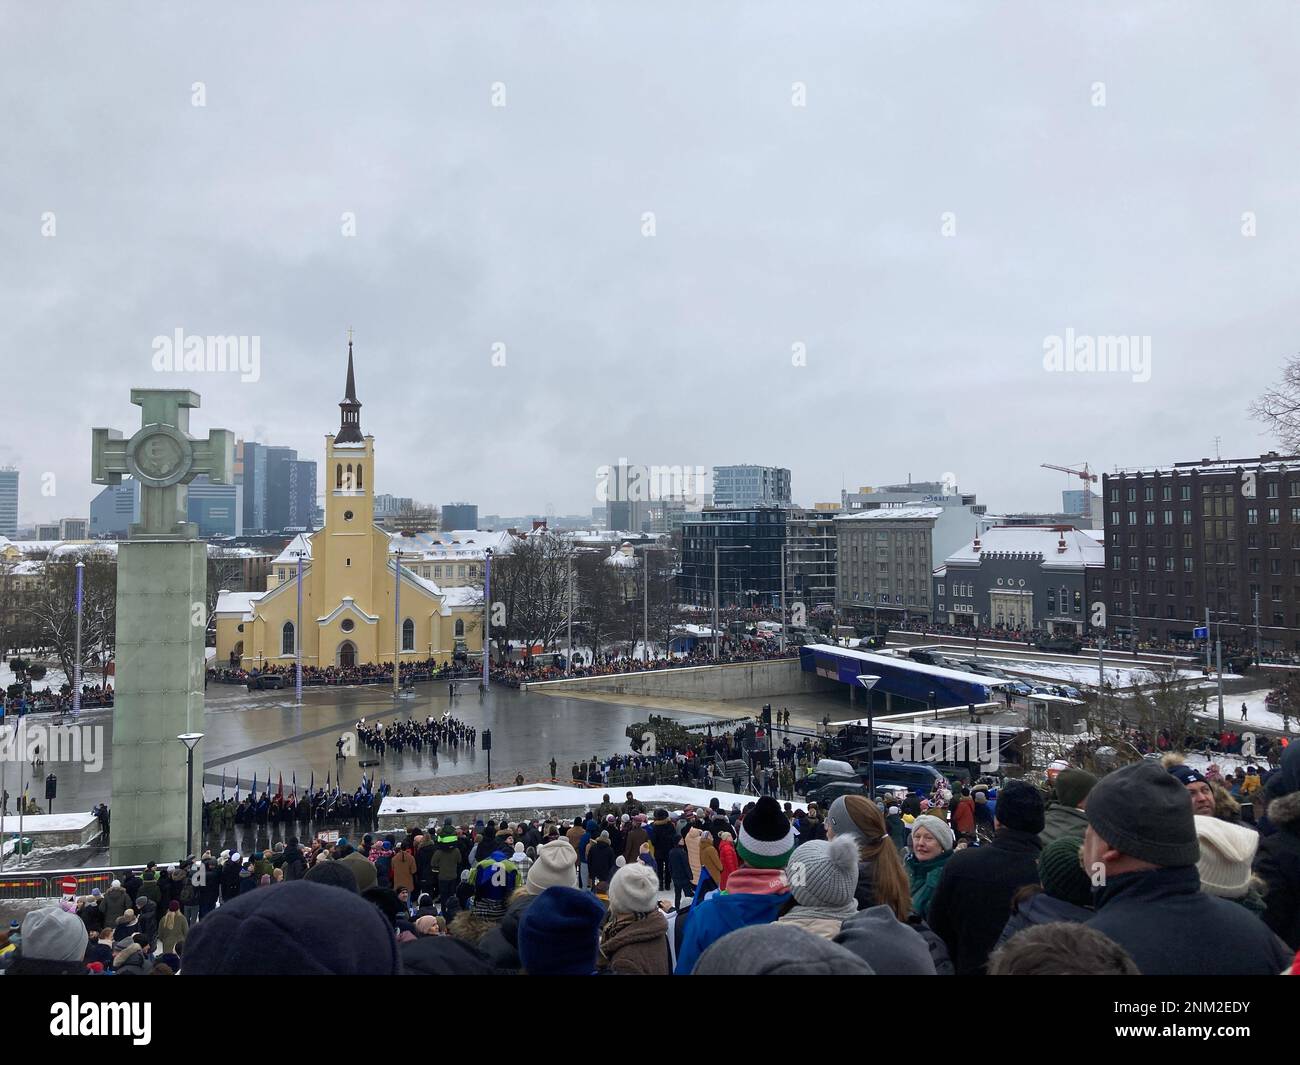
xmin=214 ymin=344 xmax=484 ymax=671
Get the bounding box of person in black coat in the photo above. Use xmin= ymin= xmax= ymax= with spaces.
xmin=928 ymin=781 xmax=1045 ymax=975
xmin=668 ymin=836 xmax=694 ymax=910
xmin=281 ymin=839 xmax=307 ymax=881
xmin=1254 ymin=788 xmax=1300 ymax=951
xmin=586 ymin=833 xmax=617 ymax=887
xmin=650 ymin=810 xmax=678 ymax=890
xmin=1084 ymin=761 xmax=1293 ymax=976
xmin=219 ymin=854 xmax=242 ymax=903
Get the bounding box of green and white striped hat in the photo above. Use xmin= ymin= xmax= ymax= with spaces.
xmin=736 ymin=796 xmax=796 ymax=869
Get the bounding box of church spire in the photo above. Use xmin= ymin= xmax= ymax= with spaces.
xmin=336 ymin=335 xmax=364 ymax=443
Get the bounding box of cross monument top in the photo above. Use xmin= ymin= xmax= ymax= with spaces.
xmin=91 ymin=388 xmax=234 ymax=539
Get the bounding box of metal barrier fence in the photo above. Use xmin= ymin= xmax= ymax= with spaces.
xmin=0 ymin=865 xmax=145 ymax=901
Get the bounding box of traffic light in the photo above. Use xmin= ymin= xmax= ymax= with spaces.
xmin=482 ymin=729 xmax=492 ymax=751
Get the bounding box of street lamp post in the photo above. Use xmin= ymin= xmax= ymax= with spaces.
xmin=856 ymin=675 xmax=880 ymax=797
xmin=178 ymin=732 xmax=204 ymax=859
xmin=295 ymin=551 xmax=304 ymax=706
xmin=72 ymin=561 xmax=84 ymax=715
xmin=482 ymin=548 xmax=493 ymax=692
xmin=712 ymin=544 xmax=750 ymax=659
xmin=393 ymin=549 xmax=402 ymax=699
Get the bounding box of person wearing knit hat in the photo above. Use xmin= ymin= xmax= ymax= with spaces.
xmin=736 ymin=794 xmax=797 ymax=869
xmin=1081 ymin=760 xmax=1293 ymax=976
xmin=475 ymin=838 xmax=577 ymax=969
xmin=517 ymin=886 xmax=605 ymax=975
xmin=5 ymin=906 xmax=88 ymax=975
xmin=906 ymin=816 xmax=954 ymax=922
xmin=992 ymin=836 xmax=1095 ymax=952
xmin=779 ymin=836 xmax=861 ymax=939
xmin=1040 ymin=768 xmax=1097 ymax=847
xmin=994 ymin=780 xmax=1046 ymax=835
xmin=1194 ymin=815 xmax=1265 ymax=914
xmin=598 ymin=862 xmax=671 ymax=975
xmin=673 ymin=795 xmax=796 ymax=975
xmin=183 ymin=880 xmax=401 ymax=975
xmin=926 ymin=780 xmax=1046 ymax=975
xmin=1166 ymin=759 xmax=1217 ymax=818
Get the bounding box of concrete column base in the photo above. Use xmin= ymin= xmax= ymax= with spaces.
xmin=110 ymin=540 xmax=206 ymax=866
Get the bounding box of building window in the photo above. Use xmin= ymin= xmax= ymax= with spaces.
xmin=281 ymin=621 xmax=295 ymax=656
xmin=454 ymin=618 xmax=465 ymax=638
xmin=336 ymin=464 xmax=342 ymax=489
xmin=357 ymin=464 xmax=363 ymax=489
xmin=1248 ymin=508 xmax=1259 ymax=525
xmin=402 ymin=618 xmax=414 ymax=651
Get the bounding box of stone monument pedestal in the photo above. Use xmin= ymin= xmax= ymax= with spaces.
xmin=109 ymin=540 xmax=207 ymax=865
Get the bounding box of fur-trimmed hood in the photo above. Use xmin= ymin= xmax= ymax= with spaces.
xmin=1266 ymin=789 xmax=1300 ymax=829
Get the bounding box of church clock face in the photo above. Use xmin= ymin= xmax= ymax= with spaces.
xmin=126 ymin=423 xmax=194 ymax=488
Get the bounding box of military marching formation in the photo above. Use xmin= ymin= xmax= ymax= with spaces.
xmin=355 ymin=713 xmax=476 ymax=758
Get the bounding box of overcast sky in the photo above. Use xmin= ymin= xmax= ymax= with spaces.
xmin=3 ymin=2 xmax=1299 ymax=526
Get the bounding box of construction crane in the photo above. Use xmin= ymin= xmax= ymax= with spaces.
xmin=1041 ymin=462 xmax=1098 ymax=521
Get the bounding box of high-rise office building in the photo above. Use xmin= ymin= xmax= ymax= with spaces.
xmin=0 ymin=467 xmax=17 ymax=538
xmin=442 ymin=502 xmax=478 ymax=530
xmin=90 ymin=479 xmax=140 ymax=537
xmin=239 ymin=440 xmax=269 ymax=533
xmin=187 ymin=475 xmax=243 ymax=537
xmin=713 ymin=465 xmax=791 ymax=509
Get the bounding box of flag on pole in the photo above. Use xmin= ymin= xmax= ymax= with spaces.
xmin=309 ymin=770 xmax=314 ymax=795
xmin=221 ymin=768 xmax=226 ymax=800
xmin=235 ymin=769 xmax=240 ymax=801
xmin=292 ymin=770 xmax=297 ymax=798
xmin=252 ymin=772 xmax=257 ymax=801
xmin=277 ymin=773 xmax=283 ymax=800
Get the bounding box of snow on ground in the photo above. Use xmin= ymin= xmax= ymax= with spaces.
xmin=984 ymin=657 xmax=1234 ymax=689
xmin=1190 ymin=688 xmax=1296 ymax=734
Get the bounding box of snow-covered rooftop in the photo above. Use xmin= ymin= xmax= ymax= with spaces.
xmin=835 ymin=507 xmax=945 ymax=522
xmin=272 ymin=532 xmax=314 ymax=564
xmin=943 ymin=525 xmax=1104 ymax=568
xmin=214 ymin=590 xmax=263 ymax=619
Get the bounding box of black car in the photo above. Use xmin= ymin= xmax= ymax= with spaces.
xmin=246 ymin=672 xmax=285 ymax=691
xmin=908 ymin=648 xmax=948 ymax=666
xmin=806 ymin=780 xmax=869 ymax=806
xmin=795 ymin=769 xmax=860 ymax=797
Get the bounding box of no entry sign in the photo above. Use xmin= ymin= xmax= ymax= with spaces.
xmin=59 ymin=875 xmax=78 ymax=900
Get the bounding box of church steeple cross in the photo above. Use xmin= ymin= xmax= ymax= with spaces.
xmin=91 ymin=389 xmax=234 ymax=539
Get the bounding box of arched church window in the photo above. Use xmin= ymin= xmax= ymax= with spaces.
xmin=282 ymin=621 xmax=295 ymax=656
xmin=357 ymin=463 xmax=363 ymax=489
xmin=402 ymin=618 xmax=414 ymax=651
xmin=454 ymin=618 xmax=465 ymax=638
xmin=336 ymin=464 xmax=342 ymax=489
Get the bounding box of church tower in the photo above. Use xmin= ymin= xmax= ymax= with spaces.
xmin=319 ymin=340 xmax=377 ymax=655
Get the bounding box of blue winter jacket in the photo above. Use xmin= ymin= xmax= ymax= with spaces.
xmin=673 ymin=890 xmax=790 ymax=975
